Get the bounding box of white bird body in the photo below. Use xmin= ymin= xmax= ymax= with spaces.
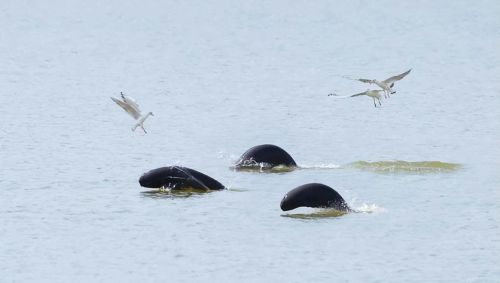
xmin=132 ymin=112 xmax=154 ymax=133
xmin=111 ymin=92 xmax=154 ymax=133
xmin=358 ymin=69 xmax=411 ymax=97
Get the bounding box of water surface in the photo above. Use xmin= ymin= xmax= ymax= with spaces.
xmin=1 ymin=0 xmax=499 ymax=282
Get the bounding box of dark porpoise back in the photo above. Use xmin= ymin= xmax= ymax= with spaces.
xmin=139 ymin=166 xmax=226 ymax=190
xmin=235 ymin=144 xmax=297 ymax=169
xmin=280 ymin=183 xmax=350 ymax=212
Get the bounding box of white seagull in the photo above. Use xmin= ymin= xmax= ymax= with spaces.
xmin=111 ymin=92 xmax=154 ymax=133
xmin=329 ymin=89 xmax=384 ymax=107
xmin=358 ymin=69 xmax=412 ymax=97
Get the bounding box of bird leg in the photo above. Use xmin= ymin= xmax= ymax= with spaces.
xmin=373 ymin=98 xmax=377 ymax=107
xmin=141 ymin=125 xmax=147 ymax=134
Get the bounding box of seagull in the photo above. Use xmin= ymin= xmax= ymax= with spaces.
xmin=329 ymin=89 xmax=384 ymax=107
xmin=358 ymin=69 xmax=411 ymax=97
xmin=111 ymin=92 xmax=154 ymax=133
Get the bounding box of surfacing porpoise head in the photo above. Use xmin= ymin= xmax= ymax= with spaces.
xmin=139 ymin=166 xmax=178 ymax=188
xmin=139 ymin=166 xmax=226 ymax=191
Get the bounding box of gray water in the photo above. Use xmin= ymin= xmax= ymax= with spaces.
xmin=1 ymin=0 xmax=499 ymax=282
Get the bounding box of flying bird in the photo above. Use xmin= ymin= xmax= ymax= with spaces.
xmin=329 ymin=89 xmax=384 ymax=107
xmin=357 ymin=69 xmax=412 ymax=97
xmin=111 ymin=92 xmax=154 ymax=133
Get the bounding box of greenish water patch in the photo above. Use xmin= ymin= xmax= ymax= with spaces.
xmin=227 ymin=188 xmax=249 ymax=192
xmin=281 ymin=209 xmax=347 ymax=219
xmin=349 ymin=160 xmax=461 ymax=173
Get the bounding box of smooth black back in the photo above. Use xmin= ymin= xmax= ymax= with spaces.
xmin=235 ymin=144 xmax=297 ymax=168
xmin=280 ymin=183 xmax=350 ymax=211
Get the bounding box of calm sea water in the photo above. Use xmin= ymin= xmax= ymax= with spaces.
xmin=1 ymin=0 xmax=499 ymax=282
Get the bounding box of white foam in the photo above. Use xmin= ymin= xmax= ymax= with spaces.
xmin=353 ymin=203 xmax=386 ymax=213
xmin=299 ymin=163 xmax=342 ymax=169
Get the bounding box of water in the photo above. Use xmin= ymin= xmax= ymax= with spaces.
xmin=1 ymin=0 xmax=499 ymax=282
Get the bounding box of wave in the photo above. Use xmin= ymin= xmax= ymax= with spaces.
xmin=348 ymin=160 xmax=461 ymax=173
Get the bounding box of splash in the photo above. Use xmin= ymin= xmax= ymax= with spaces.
xmin=299 ymin=163 xmax=341 ymax=169
xmin=231 ymin=163 xmax=296 ymax=173
xmin=353 ymin=203 xmax=386 ymax=213
xmin=349 ymin=160 xmax=461 ymax=173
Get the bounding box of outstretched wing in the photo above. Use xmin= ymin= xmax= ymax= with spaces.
xmin=358 ymin=78 xmax=375 ymax=84
xmin=120 ymin=93 xmax=141 ymax=111
xmin=111 ymin=97 xmax=141 ymax=119
xmin=383 ymin=69 xmax=411 ymax=84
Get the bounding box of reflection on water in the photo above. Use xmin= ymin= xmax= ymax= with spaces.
xmin=281 ymin=209 xmax=348 ymax=219
xmin=140 ymin=188 xmax=216 ymax=199
xmin=349 ymin=160 xmax=462 ymax=173
xmin=281 ymin=204 xmax=384 ymax=220
xmin=141 ymin=187 xmax=247 ymax=199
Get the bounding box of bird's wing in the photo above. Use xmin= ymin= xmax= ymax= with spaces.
xmin=111 ymin=97 xmax=141 ymax=119
xmin=123 ymin=96 xmax=140 ymax=111
xmin=358 ymin=78 xmax=375 ymax=84
xmin=120 ymin=92 xmax=141 ymax=111
xmin=383 ymin=69 xmax=412 ymax=84
xmin=350 ymin=91 xmax=367 ymax=97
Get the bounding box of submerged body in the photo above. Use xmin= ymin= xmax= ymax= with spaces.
xmin=234 ymin=144 xmax=297 ymax=171
xmin=280 ymin=183 xmax=351 ymax=212
xmin=139 ymin=166 xmax=226 ymax=191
